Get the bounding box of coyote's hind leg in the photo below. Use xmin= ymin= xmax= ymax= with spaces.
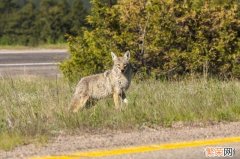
xmin=70 ymin=95 xmax=89 ymax=113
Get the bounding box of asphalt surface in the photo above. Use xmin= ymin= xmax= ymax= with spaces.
xmin=0 ymin=50 xmax=68 ymax=77
xmin=98 ymin=143 xmax=240 ymax=159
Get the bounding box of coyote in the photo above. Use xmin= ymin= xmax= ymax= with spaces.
xmin=70 ymin=51 xmax=132 ymax=112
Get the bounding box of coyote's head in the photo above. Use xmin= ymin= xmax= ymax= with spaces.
xmin=111 ymin=51 xmax=130 ymax=73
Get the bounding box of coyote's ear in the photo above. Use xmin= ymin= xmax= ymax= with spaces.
xmin=111 ymin=52 xmax=117 ymax=61
xmin=124 ymin=51 xmax=130 ymax=61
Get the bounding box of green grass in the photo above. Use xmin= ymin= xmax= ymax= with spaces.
xmin=0 ymin=77 xmax=240 ymax=150
xmin=0 ymin=133 xmax=26 ymax=151
xmin=0 ymin=132 xmax=48 ymax=151
xmin=0 ymin=43 xmax=68 ymax=50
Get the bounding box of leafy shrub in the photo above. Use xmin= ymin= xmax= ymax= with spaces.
xmin=61 ymin=0 xmax=240 ymax=82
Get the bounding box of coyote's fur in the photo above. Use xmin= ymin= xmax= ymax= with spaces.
xmin=70 ymin=51 xmax=132 ymax=112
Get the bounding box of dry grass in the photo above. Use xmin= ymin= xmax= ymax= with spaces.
xmin=0 ymin=76 xmax=240 ymax=150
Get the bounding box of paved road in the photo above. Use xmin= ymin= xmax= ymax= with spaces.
xmin=0 ymin=50 xmax=68 ymax=77
xmin=98 ymin=144 xmax=240 ymax=159
xmin=30 ymin=137 xmax=240 ymax=159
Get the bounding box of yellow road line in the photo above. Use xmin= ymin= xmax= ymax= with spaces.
xmin=30 ymin=136 xmax=240 ymax=159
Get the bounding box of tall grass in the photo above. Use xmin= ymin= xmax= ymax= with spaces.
xmin=0 ymin=77 xmax=240 ymax=149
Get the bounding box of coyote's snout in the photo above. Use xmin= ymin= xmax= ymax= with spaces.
xmin=70 ymin=51 xmax=132 ymax=112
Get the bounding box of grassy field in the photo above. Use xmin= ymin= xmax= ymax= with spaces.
xmin=0 ymin=77 xmax=240 ymax=150
xmin=0 ymin=43 xmax=68 ymax=50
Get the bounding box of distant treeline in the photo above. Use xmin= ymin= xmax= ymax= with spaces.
xmin=0 ymin=0 xmax=89 ymax=45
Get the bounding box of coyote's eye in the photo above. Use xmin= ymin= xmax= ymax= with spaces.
xmin=117 ymin=64 xmax=121 ymax=68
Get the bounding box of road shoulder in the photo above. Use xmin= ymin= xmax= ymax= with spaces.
xmin=1 ymin=122 xmax=240 ymax=159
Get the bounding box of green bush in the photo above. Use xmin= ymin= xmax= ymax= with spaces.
xmin=60 ymin=0 xmax=240 ymax=82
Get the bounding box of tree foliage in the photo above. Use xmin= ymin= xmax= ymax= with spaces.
xmin=0 ymin=0 xmax=88 ymax=45
xmin=61 ymin=0 xmax=240 ymax=82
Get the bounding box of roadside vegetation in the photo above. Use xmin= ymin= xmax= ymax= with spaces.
xmin=0 ymin=76 xmax=240 ymax=150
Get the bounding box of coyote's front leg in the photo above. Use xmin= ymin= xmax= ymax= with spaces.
xmin=120 ymin=91 xmax=128 ymax=105
xmin=113 ymin=92 xmax=121 ymax=110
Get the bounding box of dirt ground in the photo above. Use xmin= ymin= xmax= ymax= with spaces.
xmin=1 ymin=122 xmax=240 ymax=159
